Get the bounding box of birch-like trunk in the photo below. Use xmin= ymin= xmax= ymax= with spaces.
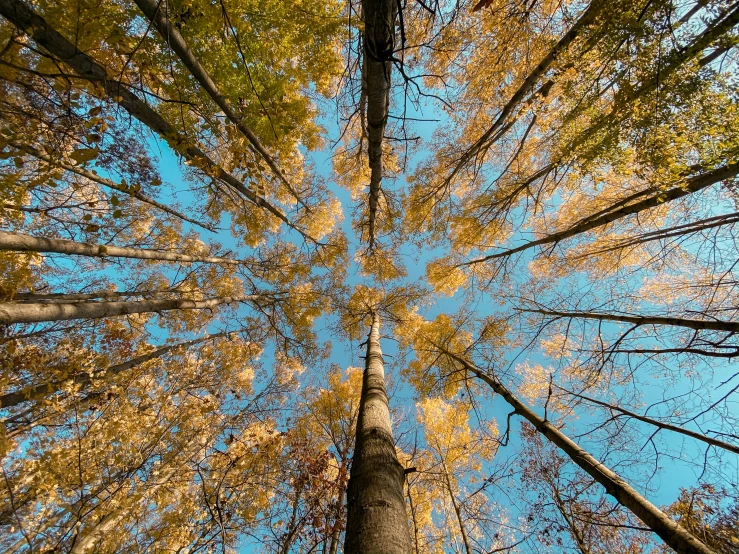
xmin=438 ymin=346 xmax=716 ymax=554
xmin=0 ymin=230 xmax=241 ymax=264
xmin=0 ymin=295 xmax=249 ymax=325
xmin=344 ymin=312 xmax=412 ymax=553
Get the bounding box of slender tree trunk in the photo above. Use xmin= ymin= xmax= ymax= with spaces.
xmin=344 ymin=312 xmax=412 ymax=553
xmin=0 ymin=332 xmax=232 ymax=408
xmin=522 ymin=307 xmax=739 ymax=333
xmin=326 ymin=458 xmax=348 ymax=554
xmin=0 ymin=295 xmax=250 ymax=325
xmin=436 ymin=345 xmax=717 ymax=554
xmin=0 ymin=230 xmax=242 ymax=264
xmin=132 ymin=0 xmax=306 ymax=209
xmin=9 ymin=141 xmax=216 ymax=231
xmin=68 ymin=467 xmax=178 ymax=554
xmin=362 ymin=0 xmax=395 ymax=248
xmin=0 ymin=0 xmax=304 ymax=235
xmin=548 ymin=480 xmax=592 ymax=554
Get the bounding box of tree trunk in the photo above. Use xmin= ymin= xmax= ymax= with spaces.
xmin=436 ymin=345 xmax=717 ymax=554
xmin=0 ymin=332 xmax=232 ymax=408
xmin=0 ymin=295 xmax=250 ymax=325
xmin=0 ymin=230 xmax=241 ymax=264
xmin=344 ymin=312 xmax=412 ymax=553
xmin=362 ymin=0 xmax=395 ymax=248
xmin=440 ymin=456 xmax=473 ymax=554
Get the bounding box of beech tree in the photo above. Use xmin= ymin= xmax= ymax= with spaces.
xmin=2 ymin=0 xmax=738 ymax=552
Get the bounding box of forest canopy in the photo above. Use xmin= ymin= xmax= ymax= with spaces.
xmin=0 ymin=0 xmax=738 ymax=552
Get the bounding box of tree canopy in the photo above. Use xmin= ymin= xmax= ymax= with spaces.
xmin=1 ymin=0 xmax=738 ymax=552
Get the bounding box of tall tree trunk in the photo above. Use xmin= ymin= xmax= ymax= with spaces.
xmin=344 ymin=312 xmax=412 ymax=553
xmin=0 ymin=332 xmax=232 ymax=408
xmin=436 ymin=345 xmax=716 ymax=554
xmin=0 ymin=230 xmax=242 ymax=264
xmin=439 ymin=456 xmax=473 ymax=554
xmin=0 ymin=295 xmax=251 ymax=325
xmin=362 ymin=0 xmax=395 ymax=248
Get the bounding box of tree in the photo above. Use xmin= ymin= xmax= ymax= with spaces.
xmin=2 ymin=0 xmax=738 ymax=551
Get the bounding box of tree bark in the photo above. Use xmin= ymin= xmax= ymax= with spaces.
xmin=362 ymin=0 xmax=395 ymax=248
xmin=132 ymin=0 xmax=306 ymax=209
xmin=462 ymin=161 xmax=739 ymax=265
xmin=0 ymin=230 xmax=241 ymax=264
xmin=0 ymin=332 xmax=232 ymax=408
xmin=436 ymin=345 xmax=717 ymax=554
xmin=0 ymin=0 xmax=303 ymax=235
xmin=0 ymin=295 xmax=250 ymax=325
xmin=522 ymin=307 xmax=739 ymax=333
xmin=344 ymin=312 xmax=412 ymax=553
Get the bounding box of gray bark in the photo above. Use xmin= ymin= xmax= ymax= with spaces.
xmin=437 ymin=346 xmax=717 ymax=554
xmin=0 ymin=295 xmax=249 ymax=325
xmin=0 ymin=0 xmax=302 ymax=234
xmin=0 ymin=230 xmax=241 ymax=264
xmin=362 ymin=0 xmax=395 ymax=248
xmin=132 ymin=0 xmax=306 ymax=209
xmin=344 ymin=312 xmax=412 ymax=553
xmin=0 ymin=332 xmax=231 ymax=408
